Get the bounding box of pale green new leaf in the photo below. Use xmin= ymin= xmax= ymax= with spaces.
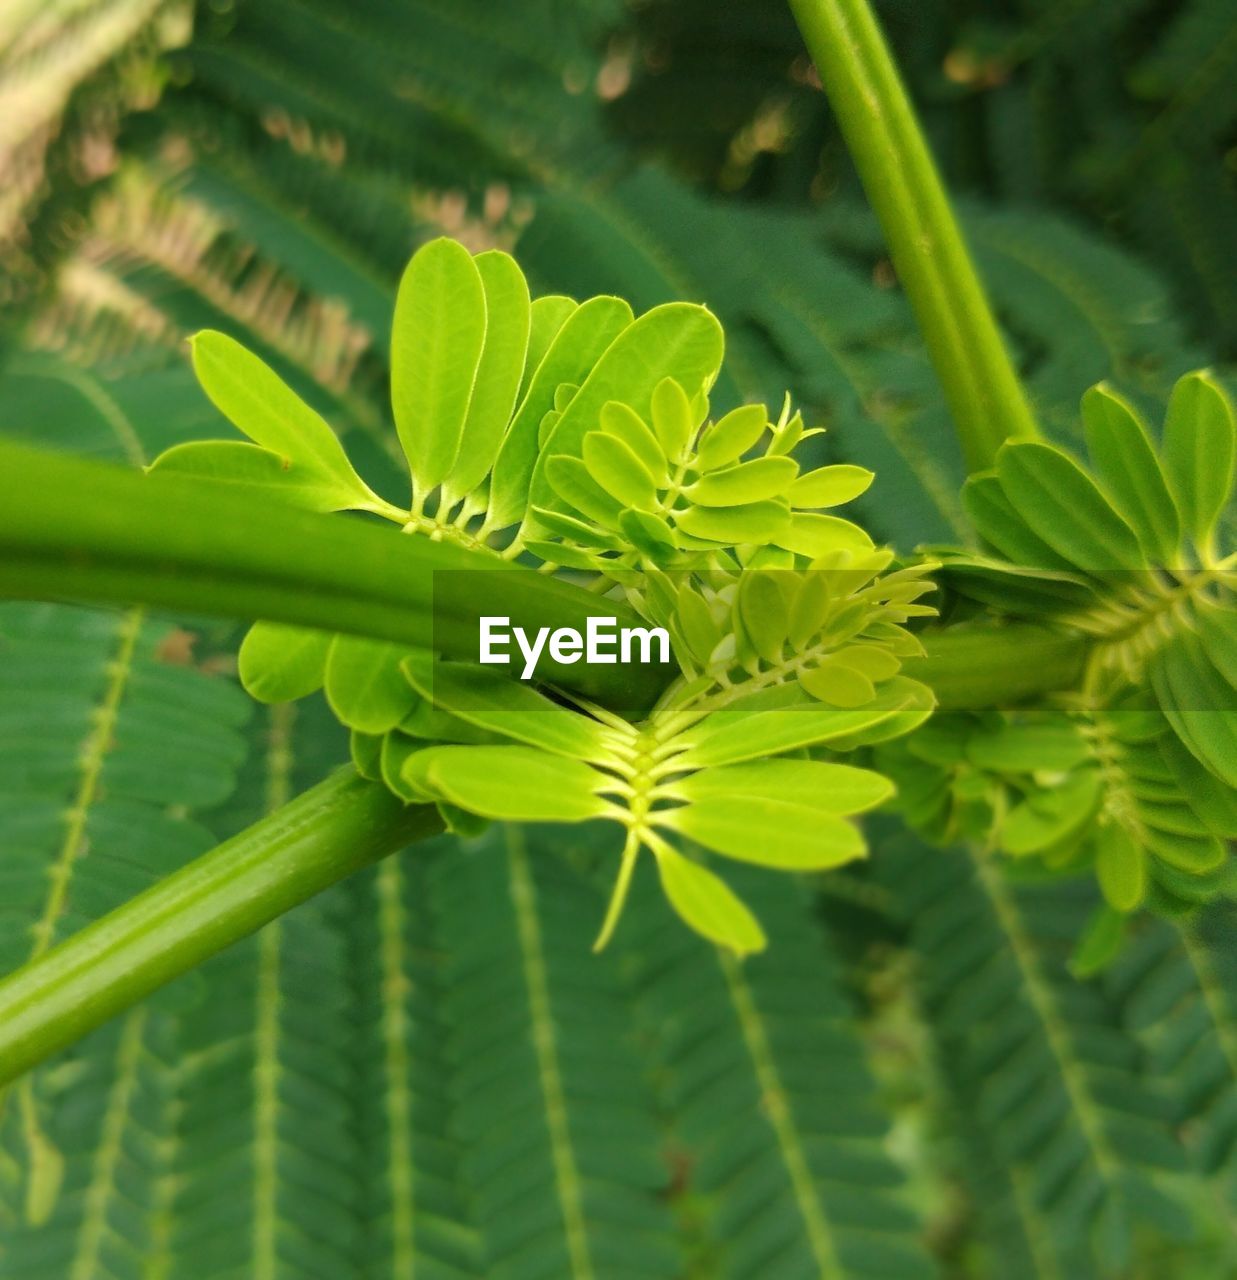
xmin=673 ymin=758 xmax=893 ymax=814
xmin=663 ymin=800 xmax=865 ymax=869
xmin=799 ymin=660 xmax=875 ymax=707
xmin=544 ymin=454 xmax=624 ymax=525
xmin=1001 ymin=770 xmax=1102 ymax=855
xmin=676 ymin=499 xmax=790 ymax=545
xmin=649 ymin=376 xmax=693 ymax=460
xmin=238 ymin=621 xmax=331 ymax=702
xmin=404 ymin=744 xmax=615 ymax=821
xmin=678 ymin=679 xmax=921 ymax=766
xmin=324 ymin=634 xmax=417 ymax=733
xmin=402 ymin=656 xmax=619 ymax=761
xmin=530 ymin=302 xmax=724 ymax=514
xmin=789 ymin=464 xmax=874 ymax=509
xmin=518 ymin=294 xmax=577 ymax=402
xmin=582 ymin=431 xmax=658 ymax=509
xmin=1154 ymin=630 xmax=1237 ymax=787
xmin=390 ymin=237 xmax=487 ymax=494
xmin=737 ymin=572 xmax=788 ymax=664
xmin=149 ymin=441 xmax=368 ymax=513
xmin=443 ymin=249 xmax=531 ymax=501
xmin=965 ymin=721 xmax=1091 ymax=772
xmin=597 ymin=401 xmax=668 ymax=488
xmin=179 ymin=330 xmax=380 ymax=508
xmin=685 ymin=456 xmax=797 ymax=506
xmin=488 ymin=295 xmax=633 ymax=528
xmin=773 ymin=513 xmax=874 ymax=558
xmin=962 ymin=473 xmax=1080 ymax=572
xmin=695 ymin=404 xmax=766 ymax=470
xmin=653 ymin=845 xmax=766 ymax=955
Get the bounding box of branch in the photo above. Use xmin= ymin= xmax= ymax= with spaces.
xmin=906 ymin=624 xmax=1087 ymax=709
xmin=0 ymin=769 xmax=439 ymax=1086
xmin=0 ymin=438 xmax=672 ymax=711
xmin=788 ymin=0 xmax=1040 ymax=471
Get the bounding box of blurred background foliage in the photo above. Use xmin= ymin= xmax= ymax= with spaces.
xmin=0 ymin=2 xmax=1234 ymax=1278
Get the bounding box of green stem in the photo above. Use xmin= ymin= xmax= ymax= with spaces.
xmin=788 ymin=0 xmax=1040 ymax=470
xmin=0 ymin=439 xmax=671 ymax=709
xmin=0 ymin=769 xmax=440 ymax=1087
xmin=906 ymin=624 xmax=1087 ymax=709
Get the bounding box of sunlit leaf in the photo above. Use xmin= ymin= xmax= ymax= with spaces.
xmin=325 ymin=634 xmax=418 ymax=733
xmin=238 ymin=621 xmax=331 ymax=702
xmin=695 ymin=404 xmax=766 ymax=470
xmin=444 ymin=249 xmax=531 ymax=501
xmin=404 ymin=744 xmax=615 ymax=821
xmin=653 ymin=845 xmax=766 ymax=955
xmin=789 ymin=464 xmax=874 ymax=509
xmin=390 ymin=237 xmax=488 ymax=494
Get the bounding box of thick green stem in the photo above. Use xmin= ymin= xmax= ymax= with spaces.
xmin=0 ymin=769 xmax=439 ymax=1086
xmin=906 ymin=624 xmax=1087 ymax=709
xmin=789 ymin=0 xmax=1040 ymax=471
xmin=0 ymin=439 xmax=672 ymax=709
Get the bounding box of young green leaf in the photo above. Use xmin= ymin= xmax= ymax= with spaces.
xmin=544 ymin=454 xmax=625 ymax=526
xmin=772 ymin=514 xmax=873 ymax=558
xmin=531 ymin=302 xmax=724 ymax=513
xmin=965 ymin=720 xmax=1091 ymax=772
xmin=653 ymin=844 xmax=766 ymax=955
xmin=402 ymin=656 xmax=619 ymax=761
xmin=519 ymin=294 xmax=577 ymax=403
xmin=184 ymin=330 xmax=381 ymax=508
xmin=789 ymin=464 xmax=874 ymax=509
xmin=489 ymin=295 xmax=633 ymax=529
xmin=678 ymin=679 xmax=920 ymax=766
xmin=1070 ymin=906 xmax=1127 ymax=978
xmin=787 ymin=572 xmax=832 ymax=649
xmin=404 ymin=744 xmax=615 ymax=821
xmin=619 ymin=509 xmax=677 ymax=557
xmin=598 ymin=401 xmax=669 ymax=488
xmin=673 ymin=758 xmax=893 ymax=814
xmin=149 ymin=441 xmax=369 ymax=513
xmin=325 ymin=634 xmax=418 ymax=733
xmin=1192 ymin=599 xmax=1237 ymax=693
xmin=996 ymin=442 xmax=1146 ymax=573
xmin=685 ymin=456 xmax=798 ymax=506
xmin=582 ymin=431 xmax=659 ymax=510
xmin=649 ymin=377 xmax=694 ymax=461
xmin=1153 ymin=630 xmax=1237 ymax=787
xmin=443 ymin=249 xmax=531 ymax=501
xmin=552 ymin=382 xmax=579 ymax=414
xmin=737 ymin=572 xmax=788 ymax=664
xmin=962 ymin=474 xmax=1079 ymax=572
xmin=676 ymin=500 xmax=790 ymax=545
xmin=695 ymin=404 xmax=766 ymax=470
xmin=1081 ymin=384 xmax=1179 ymax=564
xmin=238 ymin=621 xmax=331 ymax=702
xmin=799 ymin=660 xmax=875 ymax=708
xmin=664 ymin=799 xmax=864 ymax=868
xmin=1094 ymin=822 xmax=1146 ymax=911
xmin=1161 ymin=370 xmax=1236 ymax=553
xmin=390 ymin=237 xmax=487 ymax=495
